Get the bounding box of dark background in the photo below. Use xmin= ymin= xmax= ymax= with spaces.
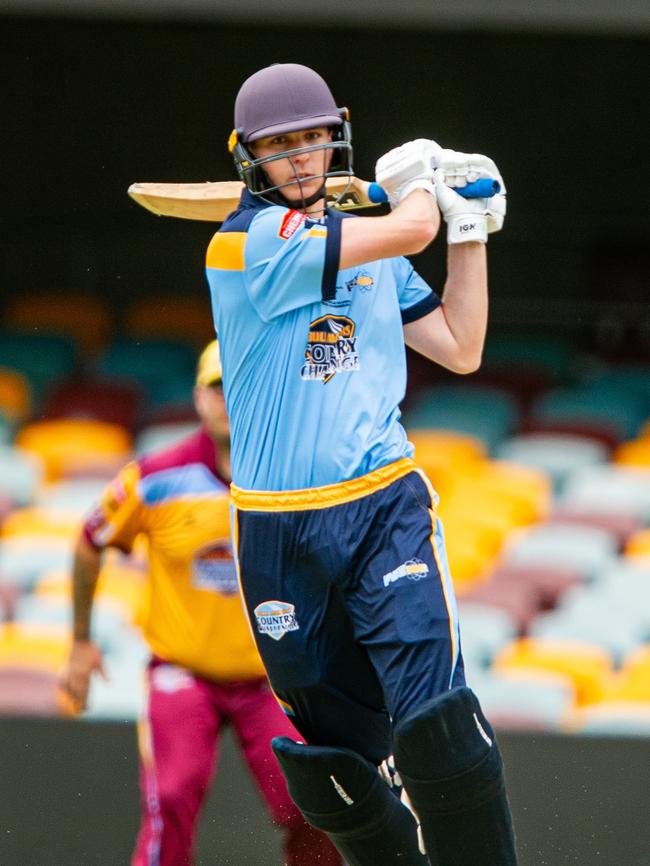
xmin=2 ymin=16 xmax=649 ymax=353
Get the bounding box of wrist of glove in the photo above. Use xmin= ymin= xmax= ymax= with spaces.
xmin=375 ymin=139 xmax=438 ymax=209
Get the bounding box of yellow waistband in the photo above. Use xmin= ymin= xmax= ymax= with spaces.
xmin=231 ymin=457 xmax=416 ymax=512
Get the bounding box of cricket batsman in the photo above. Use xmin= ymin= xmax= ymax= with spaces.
xmin=205 ymin=63 xmax=517 ymax=865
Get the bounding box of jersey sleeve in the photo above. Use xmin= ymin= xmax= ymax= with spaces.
xmin=394 ymin=257 xmax=442 ymax=324
xmin=82 ymin=462 xmax=145 ymax=553
xmin=243 ymin=207 xmax=341 ymax=321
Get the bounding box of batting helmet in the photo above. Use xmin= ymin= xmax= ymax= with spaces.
xmin=229 ymin=63 xmax=353 ymax=207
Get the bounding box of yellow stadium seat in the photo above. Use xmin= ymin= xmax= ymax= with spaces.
xmin=0 ymin=621 xmax=70 ymax=671
xmin=0 ymin=367 xmax=32 ymax=425
xmin=492 ymin=637 xmax=613 ymax=705
xmin=4 ymin=293 xmax=113 ymax=357
xmin=16 ymin=419 xmax=132 ymax=481
xmin=604 ymin=645 xmax=650 ymax=703
xmin=0 ymin=622 xmax=78 ymax=716
xmin=1 ymin=507 xmax=79 ymax=540
xmin=124 ymin=295 xmax=216 ymax=349
xmin=441 ymin=460 xmax=551 ymax=530
xmin=614 ymin=439 xmax=650 ymax=467
xmin=407 ymin=429 xmax=487 ymax=495
xmin=624 ymin=529 xmax=650 ymax=559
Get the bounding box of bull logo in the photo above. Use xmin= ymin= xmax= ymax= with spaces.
xmin=300 ymin=315 xmax=360 ymax=383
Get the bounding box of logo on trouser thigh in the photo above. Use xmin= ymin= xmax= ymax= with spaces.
xmin=254 ymin=600 xmax=300 ymax=641
xmin=382 ymin=558 xmax=430 ymax=587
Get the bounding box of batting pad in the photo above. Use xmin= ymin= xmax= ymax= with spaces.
xmin=393 ymin=686 xmax=519 ymax=865
xmin=271 ymin=737 xmax=428 ymax=866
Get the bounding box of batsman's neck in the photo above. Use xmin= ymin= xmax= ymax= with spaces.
xmin=302 ymin=196 xmax=327 ymax=219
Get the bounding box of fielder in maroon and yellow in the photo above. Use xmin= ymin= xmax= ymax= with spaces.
xmin=60 ymin=341 xmax=341 ymax=866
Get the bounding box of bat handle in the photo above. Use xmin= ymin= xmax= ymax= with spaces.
xmin=367 ymin=177 xmax=501 ymax=204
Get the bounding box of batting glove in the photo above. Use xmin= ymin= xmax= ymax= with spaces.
xmin=434 ymin=167 xmax=507 ymax=243
xmin=436 ymin=151 xmax=507 ymax=234
xmin=375 ymin=139 xmax=437 ymax=209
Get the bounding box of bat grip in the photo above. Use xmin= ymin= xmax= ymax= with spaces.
xmin=367 ymin=178 xmax=500 ymax=204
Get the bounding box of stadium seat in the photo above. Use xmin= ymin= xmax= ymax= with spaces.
xmin=567 ymin=701 xmax=650 ymax=736
xmin=614 ymin=438 xmax=650 ymax=467
xmin=0 ymin=367 xmax=32 ymax=427
xmin=14 ymin=594 xmax=130 ymax=657
xmin=3 ymin=293 xmax=113 ymax=357
xmin=35 ymin=556 xmax=147 ymax=625
xmin=471 ymin=668 xmax=576 ymax=732
xmin=557 ymin=465 xmax=650 ymax=522
xmin=406 ymin=429 xmax=486 ymax=495
xmin=84 ymin=634 xmax=148 ymax=720
xmin=456 ymin=601 xmax=519 ymax=678
xmin=16 ymin=418 xmax=132 ymax=481
xmin=495 ymin=432 xmax=609 ymax=491
xmin=34 ymin=478 xmax=108 ymax=519
xmin=624 ymin=528 xmax=650 ymax=560
xmin=94 ymin=338 xmax=197 ymax=397
xmin=135 ymin=421 xmax=200 ymax=456
xmin=481 ymin=331 xmax=577 ymax=382
xmin=0 ymin=444 xmax=44 ymax=507
xmin=527 ymin=386 xmax=646 ymax=442
xmin=528 ymin=601 xmax=646 ymax=665
xmin=579 ymin=365 xmax=650 ymax=415
xmin=443 ymin=460 xmax=551 ymax=528
xmin=518 ymin=418 xmax=621 ymax=451
xmin=40 ymin=376 xmax=144 ymax=434
xmin=0 ymin=622 xmax=75 ymax=716
xmin=549 ymin=505 xmax=643 ymax=550
xmin=459 ymin=574 xmax=544 ymax=634
xmin=0 ymin=413 xmax=10 ymax=445
xmin=500 ymin=522 xmax=619 ymax=582
xmin=0 ymin=534 xmax=74 ymax=591
xmin=123 ymin=294 xmax=216 ymax=349
xmin=0 ymin=331 xmax=78 ymax=401
xmin=1 ymin=506 xmax=80 ymax=540
xmin=402 ymin=383 xmax=519 ymax=453
xmin=604 ymin=645 xmax=650 ymax=703
xmin=492 ymin=637 xmax=614 ymax=705
xmin=483 ymin=564 xmax=584 ymax=611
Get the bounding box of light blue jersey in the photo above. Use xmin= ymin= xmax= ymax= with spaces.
xmin=205 ymin=190 xmax=440 ymax=491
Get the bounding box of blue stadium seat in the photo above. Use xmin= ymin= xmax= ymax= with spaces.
xmin=402 ymin=383 xmax=519 ymax=452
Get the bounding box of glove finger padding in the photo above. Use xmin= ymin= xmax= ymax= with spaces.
xmin=436 ymin=151 xmax=505 ymax=192
xmin=375 ymin=139 xmax=438 ymax=208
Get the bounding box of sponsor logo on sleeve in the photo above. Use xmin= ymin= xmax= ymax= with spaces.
xmin=382 ymin=558 xmax=430 ymax=587
xmin=279 ymin=209 xmax=306 ymax=240
xmin=254 ymin=600 xmax=300 ymax=641
xmin=324 ymin=270 xmax=375 ymax=308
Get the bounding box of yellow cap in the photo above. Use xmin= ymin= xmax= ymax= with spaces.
xmin=196 ymin=340 xmax=223 ymax=387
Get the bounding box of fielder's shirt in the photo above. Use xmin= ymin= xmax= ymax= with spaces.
xmin=83 ymin=428 xmax=265 ymax=681
xmin=205 ymin=190 xmax=440 ymax=491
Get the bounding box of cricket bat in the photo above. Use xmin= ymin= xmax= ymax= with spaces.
xmin=127 ymin=176 xmax=499 ymax=222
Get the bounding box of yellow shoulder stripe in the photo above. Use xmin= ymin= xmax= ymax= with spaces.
xmin=206 ymin=232 xmax=247 ymax=271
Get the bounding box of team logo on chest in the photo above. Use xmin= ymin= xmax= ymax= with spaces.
xmin=191 ymin=541 xmax=239 ymax=594
xmin=300 ymin=314 xmax=360 ymax=383
xmin=254 ymin=600 xmax=300 ymax=641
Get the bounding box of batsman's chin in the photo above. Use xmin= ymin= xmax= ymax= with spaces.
xmin=282 ymin=177 xmax=324 ymax=201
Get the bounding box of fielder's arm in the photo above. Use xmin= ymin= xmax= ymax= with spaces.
xmin=59 ymin=534 xmax=108 ymax=710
